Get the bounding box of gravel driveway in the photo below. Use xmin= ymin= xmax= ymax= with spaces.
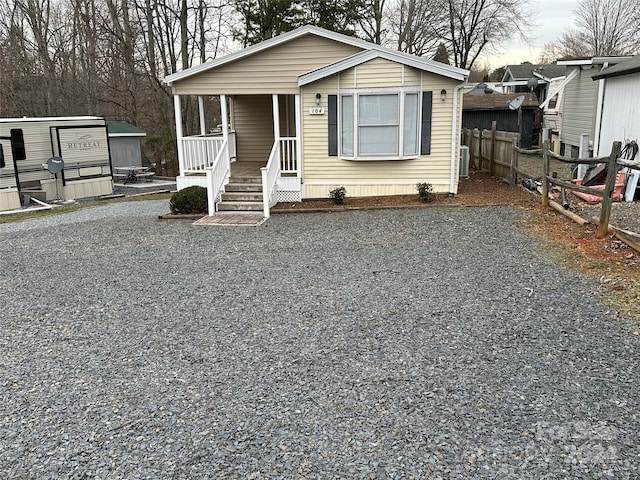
xmin=1 ymin=201 xmax=639 ymax=479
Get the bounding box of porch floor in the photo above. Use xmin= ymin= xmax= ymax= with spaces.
xmin=231 ymin=161 xmax=264 ymax=178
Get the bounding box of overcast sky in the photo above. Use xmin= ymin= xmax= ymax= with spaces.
xmin=478 ymin=0 xmax=579 ymax=70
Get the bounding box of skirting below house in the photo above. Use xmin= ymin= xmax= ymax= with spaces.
xmin=303 ymin=182 xmax=455 ymax=199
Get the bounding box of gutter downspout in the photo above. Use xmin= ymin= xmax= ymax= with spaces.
xmin=450 ymin=83 xmax=473 ymax=195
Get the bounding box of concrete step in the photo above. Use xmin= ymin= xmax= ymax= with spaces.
xmin=225 ymin=183 xmax=263 ymax=193
xmin=221 ymin=191 xmax=263 ymax=202
xmin=217 ymin=201 xmax=263 ymax=212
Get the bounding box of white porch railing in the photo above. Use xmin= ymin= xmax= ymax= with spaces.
xmin=181 ymin=132 xmax=237 ymax=175
xmin=205 ymin=139 xmax=230 ymax=215
xmin=182 ymin=135 xmax=224 ymax=173
xmin=279 ymin=137 xmax=298 ymax=174
xmin=261 ymin=141 xmax=281 ymax=218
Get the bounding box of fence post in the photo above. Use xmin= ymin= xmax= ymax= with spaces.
xmin=478 ymin=129 xmax=483 ymax=171
xmin=489 ymin=121 xmax=497 ymax=177
xmin=472 ymin=128 xmax=479 ymax=169
xmin=597 ymin=141 xmax=622 ymax=238
xmin=542 ymin=139 xmax=550 ymax=208
xmin=510 ymin=138 xmax=518 ymax=186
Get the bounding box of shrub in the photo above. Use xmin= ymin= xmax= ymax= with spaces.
xmin=416 ymin=182 xmax=434 ymax=203
xmin=329 ymin=186 xmax=347 ymax=205
xmin=169 ymin=185 xmax=208 ymax=214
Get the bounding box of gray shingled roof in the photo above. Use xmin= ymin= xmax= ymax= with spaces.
xmin=504 ymin=64 xmax=565 ymax=81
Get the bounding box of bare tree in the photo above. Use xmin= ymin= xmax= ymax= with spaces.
xmin=357 ymin=0 xmax=387 ymax=45
xmin=438 ymin=0 xmax=533 ymax=70
xmin=389 ymin=0 xmax=444 ymax=56
xmin=545 ymin=0 xmax=640 ymax=58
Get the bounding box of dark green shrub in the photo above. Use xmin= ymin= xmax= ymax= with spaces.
xmin=329 ymin=186 xmax=347 ymax=205
xmin=416 ymin=182 xmax=434 ymax=203
xmin=169 ymin=186 xmax=208 ymax=214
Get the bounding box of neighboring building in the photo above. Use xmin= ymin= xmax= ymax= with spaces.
xmin=552 ymin=56 xmax=631 ymax=157
xmin=163 ymin=25 xmax=469 ymax=216
xmin=500 ymin=64 xmax=565 ymax=105
xmin=462 ymin=92 xmax=539 ymax=148
xmin=592 ymin=55 xmax=640 ymax=201
xmin=106 ymin=121 xmax=147 ymax=169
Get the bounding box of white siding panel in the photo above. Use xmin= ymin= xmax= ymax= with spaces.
xmin=598 ymin=73 xmax=640 ymax=156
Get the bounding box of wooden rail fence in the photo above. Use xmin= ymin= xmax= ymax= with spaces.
xmin=462 ymin=127 xmax=640 ymax=245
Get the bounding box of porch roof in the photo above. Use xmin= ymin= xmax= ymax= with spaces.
xmin=298 ymin=49 xmax=468 ymax=85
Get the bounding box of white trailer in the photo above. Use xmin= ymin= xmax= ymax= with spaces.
xmin=0 ymin=116 xmax=114 ymax=211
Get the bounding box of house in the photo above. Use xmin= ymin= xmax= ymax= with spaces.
xmin=592 ymin=55 xmax=640 ymax=201
xmin=106 ymin=121 xmax=147 ymax=169
xmin=500 ymin=64 xmax=565 ymax=104
xmin=462 ymin=92 xmax=539 ymax=148
xmin=546 ymin=56 xmax=631 ymax=158
xmin=163 ymin=25 xmax=469 ymax=217
xmin=0 ymin=116 xmax=113 ymax=211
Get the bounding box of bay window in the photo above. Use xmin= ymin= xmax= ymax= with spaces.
xmin=338 ymin=90 xmax=423 ymax=160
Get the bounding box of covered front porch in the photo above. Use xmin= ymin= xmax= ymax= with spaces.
xmin=173 ymin=93 xmax=302 ymax=217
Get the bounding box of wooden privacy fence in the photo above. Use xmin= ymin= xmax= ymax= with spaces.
xmin=461 ymin=124 xmax=519 ymax=179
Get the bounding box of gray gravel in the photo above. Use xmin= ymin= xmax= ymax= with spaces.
xmin=1 ymin=201 xmax=639 ymax=479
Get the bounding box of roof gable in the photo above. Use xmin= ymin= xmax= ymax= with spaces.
xmin=299 ymin=49 xmax=468 ymax=85
xmin=165 ymin=25 xmax=468 ymax=86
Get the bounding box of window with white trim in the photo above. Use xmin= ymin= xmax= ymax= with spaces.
xmin=339 ymin=90 xmax=421 ymax=160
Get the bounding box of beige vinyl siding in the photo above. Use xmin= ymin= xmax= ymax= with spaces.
xmin=172 ymin=35 xmax=362 ymax=96
xmin=233 ymin=95 xmax=274 ymax=163
xmin=301 ymin=66 xmax=460 ymax=198
xmin=404 ymin=66 xmax=421 ymax=87
xmin=278 ymin=95 xmax=296 ymax=137
xmin=354 ymin=58 xmax=403 ymax=87
xmin=561 ymin=66 xmax=599 ymax=148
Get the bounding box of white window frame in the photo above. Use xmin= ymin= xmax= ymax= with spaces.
xmin=339 ymin=87 xmax=422 ymax=161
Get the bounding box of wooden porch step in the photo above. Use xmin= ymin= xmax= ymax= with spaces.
xmin=225 ymin=183 xmax=263 ymax=192
xmin=217 ymin=200 xmax=263 ymax=212
xmin=229 ymin=176 xmax=262 ymax=184
xmin=221 ymin=191 xmax=263 ymax=202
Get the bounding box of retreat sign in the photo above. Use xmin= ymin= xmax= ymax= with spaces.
xmin=58 ymin=127 xmax=109 ymax=161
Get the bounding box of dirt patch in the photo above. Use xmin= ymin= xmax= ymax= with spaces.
xmin=272 ymin=171 xmax=537 ymax=211
xmin=274 ymin=171 xmax=640 ymax=323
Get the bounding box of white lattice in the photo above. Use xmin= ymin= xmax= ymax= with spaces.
xmin=277 ymin=190 xmax=302 ymax=202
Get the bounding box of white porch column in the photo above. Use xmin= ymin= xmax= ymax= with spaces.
xmin=272 ymin=94 xmax=280 ymax=140
xmin=295 ymin=94 xmax=302 ymax=177
xmin=198 ymin=96 xmax=206 ymax=135
xmin=220 ymin=94 xmax=229 ymax=141
xmin=173 ymin=95 xmax=185 ymax=176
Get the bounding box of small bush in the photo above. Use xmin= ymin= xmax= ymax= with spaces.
xmin=329 ymin=186 xmax=347 ymax=205
xmin=416 ymin=182 xmax=434 ymax=203
xmin=169 ymin=185 xmax=208 ymax=214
